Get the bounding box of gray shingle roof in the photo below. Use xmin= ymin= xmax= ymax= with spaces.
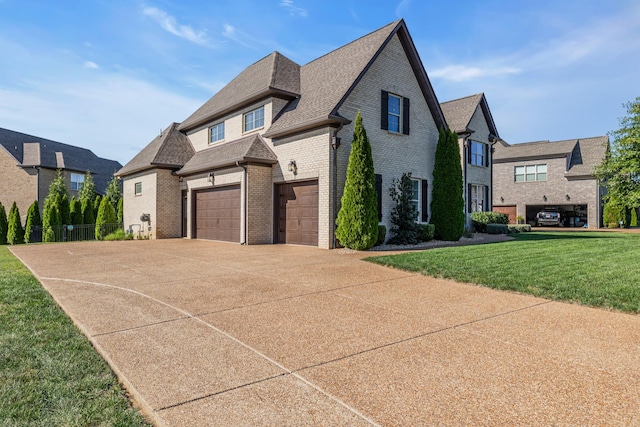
xmin=117 ymin=123 xmax=195 ymax=177
xmin=176 ymin=134 xmax=277 ymax=176
xmin=440 ymin=93 xmax=499 ymax=137
xmin=493 ymin=136 xmax=609 ymax=177
xmin=264 ymin=19 xmax=446 ymax=138
xmin=0 ymin=127 xmax=122 ymax=194
xmin=179 ymin=52 xmax=301 ymax=132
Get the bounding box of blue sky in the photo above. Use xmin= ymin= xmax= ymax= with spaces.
xmin=1 ymin=0 xmax=639 ymax=165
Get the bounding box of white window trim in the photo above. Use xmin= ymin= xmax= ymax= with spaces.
xmin=209 ymin=122 xmax=225 ymax=144
xmin=470 ymin=184 xmax=486 ymax=212
xmin=134 ymin=182 xmax=142 ymax=196
xmin=410 ymin=178 xmax=425 ymax=223
xmin=515 ymin=164 xmax=547 ymax=182
xmin=388 ymin=93 xmax=402 ymax=134
xmin=243 ymin=106 xmax=265 ymax=133
xmin=70 ymin=173 xmax=84 ymax=191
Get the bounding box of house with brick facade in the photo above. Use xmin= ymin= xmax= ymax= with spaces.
xmin=0 ymin=127 xmax=122 ymax=221
xmin=492 ymin=136 xmax=608 ymax=228
xmin=440 ymin=93 xmax=500 ymax=225
xmin=117 ymin=19 xmax=449 ymax=248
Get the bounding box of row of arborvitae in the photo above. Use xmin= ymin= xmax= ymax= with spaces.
xmin=0 ymin=170 xmax=123 ymax=245
xmin=335 ymin=111 xmax=464 ymax=250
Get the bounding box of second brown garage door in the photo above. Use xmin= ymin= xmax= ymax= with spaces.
xmin=194 ymin=186 xmax=241 ymax=242
xmin=276 ymin=180 xmax=319 ymax=246
xmin=493 ymin=205 xmax=517 ymax=224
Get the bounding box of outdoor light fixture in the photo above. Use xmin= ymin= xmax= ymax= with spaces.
xmin=500 ymin=196 xmax=504 ymax=203
xmin=288 ymin=160 xmax=298 ymax=175
xmin=543 ymin=195 xmax=547 ymax=202
xmin=207 ymin=172 xmax=214 ymax=184
xmin=566 ymin=194 xmax=571 ymax=201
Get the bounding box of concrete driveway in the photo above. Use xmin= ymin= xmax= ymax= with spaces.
xmin=10 ymin=240 xmax=640 ymax=426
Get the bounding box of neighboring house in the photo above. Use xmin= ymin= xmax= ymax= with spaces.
xmin=492 ymin=136 xmax=608 ymax=228
xmin=440 ymin=93 xmax=500 ymax=225
xmin=118 ymin=19 xmax=448 ymax=248
xmin=0 ymin=127 xmax=122 ymax=220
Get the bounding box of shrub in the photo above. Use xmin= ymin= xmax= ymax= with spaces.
xmin=603 ymin=199 xmax=626 ymax=227
xmin=7 ymin=202 xmax=24 ymax=245
xmin=417 ymin=223 xmax=435 ymax=242
xmin=95 ymin=197 xmax=117 ymax=240
xmin=82 ymin=197 xmax=95 ymax=225
xmin=388 ymin=173 xmax=419 ymax=245
xmin=471 ymin=211 xmax=509 ymax=233
xmin=487 ymin=224 xmax=509 ymax=234
xmin=430 ymin=127 xmax=464 ymax=241
xmin=105 ymin=175 xmax=122 ymax=214
xmin=631 ymin=207 xmax=638 ymax=227
xmin=375 ymin=225 xmax=387 ymax=246
xmin=70 ymin=197 xmax=83 ymax=225
xmin=42 ymin=200 xmax=61 ymax=243
xmin=104 ymin=229 xmax=133 ymax=241
xmin=24 ymin=200 xmax=42 ymax=243
xmin=117 ymin=197 xmax=124 ymax=225
xmin=0 ymin=202 xmax=8 ymax=245
xmin=508 ymin=224 xmax=531 ymax=233
xmin=335 ymin=111 xmax=378 ymax=250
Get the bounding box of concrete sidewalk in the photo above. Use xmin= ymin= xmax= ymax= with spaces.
xmin=10 ymin=239 xmax=640 ymax=426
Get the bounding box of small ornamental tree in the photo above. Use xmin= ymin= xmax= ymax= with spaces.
xmin=0 ymin=202 xmax=8 ymax=245
xmin=105 ymin=175 xmax=122 ymax=213
xmin=24 ymin=200 xmax=42 ymax=243
xmin=95 ymin=196 xmax=117 ymax=240
xmin=7 ymin=202 xmax=24 ymax=245
xmin=78 ymin=171 xmax=96 ymax=206
xmin=430 ymin=127 xmax=464 ymax=241
xmin=59 ymin=194 xmax=71 ymax=225
xmin=46 ymin=169 xmax=69 ymax=202
xmin=93 ymin=195 xmax=101 ymax=216
xmin=335 ymin=111 xmax=378 ymax=250
xmin=70 ymin=197 xmax=83 ymax=225
xmin=81 ymin=197 xmax=95 ymax=225
xmin=388 ymin=172 xmax=419 ymax=245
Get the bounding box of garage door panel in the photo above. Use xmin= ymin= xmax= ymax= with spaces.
xmin=276 ymin=181 xmax=319 ymax=246
xmin=195 ymin=186 xmax=240 ymax=242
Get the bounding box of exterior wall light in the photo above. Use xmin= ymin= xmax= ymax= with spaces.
xmin=500 ymin=196 xmax=504 ymax=203
xmin=543 ymin=195 xmax=547 ymax=202
xmin=566 ymin=194 xmax=570 ymax=201
xmin=207 ymin=172 xmax=214 ymax=184
xmin=288 ymin=160 xmax=297 ymax=175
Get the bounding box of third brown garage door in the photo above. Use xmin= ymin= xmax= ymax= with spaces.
xmin=194 ymin=186 xmax=240 ymax=242
xmin=276 ymin=181 xmax=318 ymax=246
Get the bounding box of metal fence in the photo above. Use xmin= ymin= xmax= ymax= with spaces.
xmin=27 ymin=223 xmax=122 ymax=243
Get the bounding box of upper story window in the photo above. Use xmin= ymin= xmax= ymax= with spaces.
xmin=209 ymin=122 xmax=225 ymax=143
xmin=469 ymin=141 xmax=488 ymax=166
xmin=381 ymin=90 xmax=410 ymax=135
xmin=515 ymin=164 xmax=547 ymax=182
xmin=71 ymin=173 xmax=84 ymax=191
xmin=244 ymin=106 xmax=264 ymax=132
xmin=135 ymin=182 xmax=142 ymax=195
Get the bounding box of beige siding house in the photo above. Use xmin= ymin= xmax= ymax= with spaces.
xmin=118 ymin=20 xmax=447 ymax=248
xmin=0 ymin=127 xmax=122 ymax=221
xmin=492 ymin=136 xmax=608 ymax=228
xmin=440 ymin=93 xmax=500 ymax=225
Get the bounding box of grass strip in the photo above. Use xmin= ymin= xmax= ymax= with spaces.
xmin=0 ymin=246 xmax=152 ymax=426
xmin=366 ymin=232 xmax=640 ymax=313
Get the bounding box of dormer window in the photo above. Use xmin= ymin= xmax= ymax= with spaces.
xmin=244 ymin=106 xmax=264 ymax=132
xmin=209 ymin=122 xmax=225 ymax=144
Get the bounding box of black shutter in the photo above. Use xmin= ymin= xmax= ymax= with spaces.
xmin=402 ymin=97 xmax=410 ymax=135
xmin=421 ymin=179 xmax=428 ymax=222
xmin=484 ymin=143 xmax=489 ymax=167
xmin=468 ymin=183 xmax=473 ymax=212
xmin=484 ymin=185 xmax=489 ymax=211
xmin=467 ymin=141 xmax=472 ymax=164
xmin=375 ymin=174 xmax=383 ymax=222
xmin=380 ymin=91 xmax=388 ymax=130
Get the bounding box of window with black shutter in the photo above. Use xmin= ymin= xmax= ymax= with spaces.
xmin=421 ymin=180 xmax=428 ymax=222
xmin=375 ymin=174 xmax=382 ymax=222
xmin=381 ymin=90 xmax=410 ymax=135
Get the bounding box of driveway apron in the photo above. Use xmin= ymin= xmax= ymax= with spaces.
xmin=10 ymin=239 xmax=640 ymax=426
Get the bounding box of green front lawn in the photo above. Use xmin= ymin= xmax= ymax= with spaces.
xmin=0 ymin=247 xmax=152 ymax=426
xmin=366 ymin=232 xmax=640 ymax=313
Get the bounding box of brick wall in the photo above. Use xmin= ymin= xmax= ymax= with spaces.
xmin=336 ymin=34 xmax=440 ymax=237
xmin=247 ymin=164 xmax=273 ymax=244
xmin=155 ymin=169 xmax=182 ymax=238
xmin=0 ymin=147 xmax=37 ymax=222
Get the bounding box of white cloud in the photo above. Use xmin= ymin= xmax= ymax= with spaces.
xmin=395 ymin=0 xmax=411 ymax=17
xmin=142 ymin=6 xmax=211 ymax=46
xmin=83 ymin=61 xmax=99 ymax=69
xmin=430 ymin=65 xmax=521 ymax=82
xmin=279 ymin=0 xmax=307 ymax=17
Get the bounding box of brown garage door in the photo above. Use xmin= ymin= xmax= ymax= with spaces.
xmin=194 ymin=186 xmax=241 ymax=242
xmin=276 ymin=181 xmax=319 ymax=246
xmin=493 ymin=205 xmax=517 ymax=224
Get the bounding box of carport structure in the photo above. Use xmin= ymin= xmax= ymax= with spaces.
xmin=10 ymin=240 xmax=640 ymax=426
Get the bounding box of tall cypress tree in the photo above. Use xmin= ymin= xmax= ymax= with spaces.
xmin=7 ymin=202 xmax=24 ymax=245
xmin=95 ymin=196 xmax=117 ymax=240
xmin=430 ymin=127 xmax=464 ymax=241
xmin=335 ymin=111 xmax=378 ymax=250
xmin=0 ymin=203 xmax=8 ymax=245
xmin=24 ymin=200 xmax=42 ymax=243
